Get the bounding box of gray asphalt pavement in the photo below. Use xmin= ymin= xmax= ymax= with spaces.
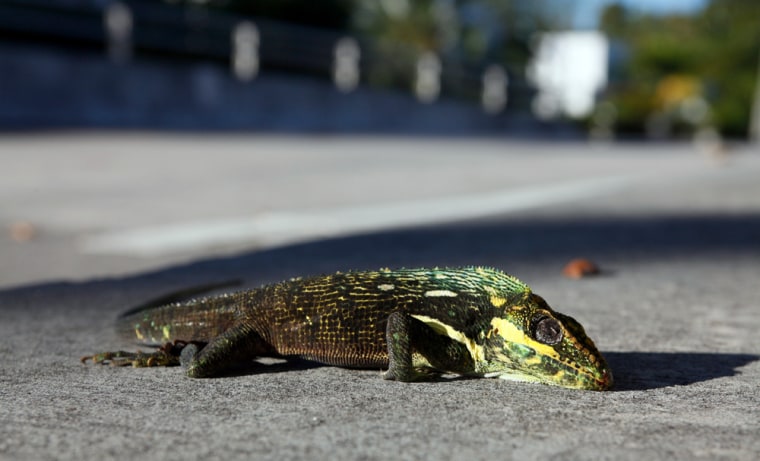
xmin=1 ymin=134 xmax=759 ymax=460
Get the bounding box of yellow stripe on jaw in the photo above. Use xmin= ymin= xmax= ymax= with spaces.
xmin=411 ymin=314 xmax=484 ymax=363
xmin=490 ymin=317 xmax=561 ymax=363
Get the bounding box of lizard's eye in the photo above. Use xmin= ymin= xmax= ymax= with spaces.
xmin=532 ymin=315 xmax=563 ymax=345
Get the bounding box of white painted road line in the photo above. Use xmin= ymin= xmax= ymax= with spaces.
xmin=80 ymin=175 xmax=633 ymax=257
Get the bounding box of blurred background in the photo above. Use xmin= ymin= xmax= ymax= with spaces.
xmin=1 ymin=0 xmax=759 ymax=288
xmin=1 ymin=0 xmax=758 ymax=139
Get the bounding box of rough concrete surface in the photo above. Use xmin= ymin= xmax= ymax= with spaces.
xmin=1 ymin=135 xmax=758 ymax=460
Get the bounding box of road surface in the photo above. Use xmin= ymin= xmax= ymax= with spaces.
xmin=1 ymin=134 xmax=758 ymax=460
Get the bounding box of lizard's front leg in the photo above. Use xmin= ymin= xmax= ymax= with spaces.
xmin=180 ymin=322 xmax=271 ymax=378
xmin=383 ymin=311 xmax=475 ymax=382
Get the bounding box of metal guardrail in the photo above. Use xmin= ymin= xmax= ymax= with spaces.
xmin=0 ymin=0 xmax=529 ymax=112
xmin=0 ymin=0 xmax=341 ymax=73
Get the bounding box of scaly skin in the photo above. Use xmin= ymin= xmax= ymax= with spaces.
xmin=83 ymin=267 xmax=613 ymax=390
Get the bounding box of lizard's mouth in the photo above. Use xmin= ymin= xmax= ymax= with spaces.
xmin=501 ymin=359 xmax=614 ymax=390
xmin=558 ymin=365 xmax=614 ymax=391
xmin=488 ymin=364 xmax=613 ymax=390
xmin=570 ymin=359 xmax=613 ymax=391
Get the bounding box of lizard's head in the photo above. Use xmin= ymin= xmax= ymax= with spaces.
xmin=483 ymin=293 xmax=613 ymax=391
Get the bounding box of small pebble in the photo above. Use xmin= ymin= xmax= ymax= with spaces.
xmin=562 ymin=258 xmax=600 ymax=279
xmin=9 ymin=221 xmax=36 ymax=242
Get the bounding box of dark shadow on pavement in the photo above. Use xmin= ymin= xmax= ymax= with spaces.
xmin=124 ymin=211 xmax=760 ymax=291
xmin=2 ymin=212 xmax=760 ymax=307
xmin=158 ymin=211 xmax=760 ymax=284
xmin=605 ymin=352 xmax=760 ymax=391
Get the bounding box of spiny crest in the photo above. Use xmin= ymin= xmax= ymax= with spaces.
xmin=337 ymin=266 xmax=531 ymax=298
xmin=465 ymin=266 xmax=531 ymax=295
xmin=395 ymin=266 xmax=532 ymax=298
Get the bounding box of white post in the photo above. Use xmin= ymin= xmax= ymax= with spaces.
xmin=482 ymin=64 xmax=508 ymax=114
xmin=104 ymin=2 xmax=132 ymax=64
xmin=415 ymin=52 xmax=441 ymax=103
xmin=333 ymin=37 xmax=361 ymax=93
xmin=232 ymin=22 xmax=259 ymax=82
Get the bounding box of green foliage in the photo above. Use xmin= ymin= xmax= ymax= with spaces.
xmin=350 ymin=1 xmax=433 ymax=89
xmin=351 ymin=0 xmax=562 ymax=93
xmin=599 ymin=0 xmax=760 ymax=138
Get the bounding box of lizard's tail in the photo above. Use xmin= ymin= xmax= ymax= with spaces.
xmin=116 ymin=281 xmax=243 ymax=346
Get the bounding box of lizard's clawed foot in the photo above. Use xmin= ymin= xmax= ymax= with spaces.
xmin=81 ymin=341 xmax=189 ymax=368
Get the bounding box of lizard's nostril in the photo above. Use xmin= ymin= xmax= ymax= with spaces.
xmin=599 ymin=368 xmax=614 ymax=390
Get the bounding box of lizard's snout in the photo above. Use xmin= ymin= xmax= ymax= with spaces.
xmin=596 ymin=367 xmax=614 ymax=390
